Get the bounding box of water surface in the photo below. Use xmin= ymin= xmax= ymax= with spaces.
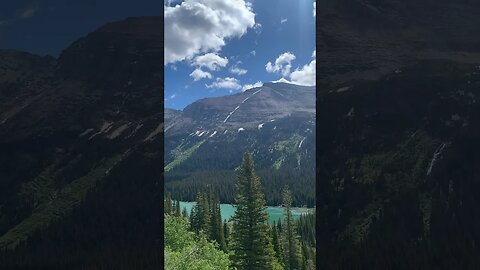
xmin=179 ymin=201 xmax=313 ymax=224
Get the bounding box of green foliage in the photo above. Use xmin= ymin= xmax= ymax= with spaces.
xmin=165 ymin=139 xmax=206 ymax=172
xmin=271 ymin=222 xmax=284 ymax=266
xmin=281 ymin=186 xmax=302 ymax=270
xmin=164 ymin=153 xmax=315 ymax=270
xmin=164 ymin=215 xmax=230 ymax=270
xmin=230 ymin=153 xmax=281 ymax=270
xmin=188 ymin=188 xmax=226 ymax=251
xmin=296 ymin=213 xmax=316 ymax=269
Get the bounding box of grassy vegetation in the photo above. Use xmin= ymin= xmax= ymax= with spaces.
xmin=165 ymin=139 xmax=206 ymax=172
xmin=272 ymin=134 xmax=305 ymax=170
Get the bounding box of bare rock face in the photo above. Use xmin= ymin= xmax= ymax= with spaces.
xmin=175 ymin=83 xmax=315 ymax=131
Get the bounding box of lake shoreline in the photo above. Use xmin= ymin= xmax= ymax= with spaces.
xmin=179 ymin=201 xmax=314 ymax=224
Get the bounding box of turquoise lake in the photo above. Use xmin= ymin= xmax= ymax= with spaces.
xmin=179 ymin=201 xmax=314 ymax=224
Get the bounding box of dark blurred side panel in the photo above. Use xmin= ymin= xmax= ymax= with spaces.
xmin=317 ymin=0 xmax=480 ymax=269
xmin=0 ymin=14 xmax=163 ymax=270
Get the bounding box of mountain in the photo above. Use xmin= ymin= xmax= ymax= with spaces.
xmin=0 ymin=17 xmax=162 ymax=269
xmin=164 ymin=82 xmax=315 ymax=207
xmin=318 ymin=1 xmax=480 ymax=268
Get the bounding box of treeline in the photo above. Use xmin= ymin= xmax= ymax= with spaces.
xmin=164 ymin=153 xmax=316 ymax=269
xmin=165 ymin=166 xmax=315 ymax=207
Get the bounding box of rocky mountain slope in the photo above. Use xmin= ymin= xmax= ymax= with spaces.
xmin=0 ymin=17 xmax=162 ymax=269
xmin=164 ymin=82 xmax=316 ymax=207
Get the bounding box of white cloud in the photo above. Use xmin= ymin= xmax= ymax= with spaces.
xmin=164 ymin=0 xmax=256 ymax=64
xmin=253 ymin=23 xmax=262 ymax=34
xmin=272 ymin=77 xmax=293 ymax=84
xmin=193 ymin=53 xmax=229 ymax=71
xmin=242 ymin=81 xmax=263 ymax=91
xmin=313 ymin=2 xmax=316 ymax=17
xmin=230 ymin=67 xmax=248 ymax=75
xmin=269 ymin=50 xmax=316 ymax=86
xmin=265 ymin=52 xmax=296 ymax=77
xmin=250 ymin=50 xmax=256 ymax=56
xmin=289 ymin=50 xmax=316 ymax=86
xmin=206 ymin=77 xmax=242 ymax=90
xmin=280 ymin=18 xmax=288 ymax=24
xmin=170 ymin=94 xmax=177 ymax=99
xmin=190 ymin=68 xmax=213 ymax=81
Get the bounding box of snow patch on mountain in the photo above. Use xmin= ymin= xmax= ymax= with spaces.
xmin=299 ymin=137 xmax=306 ymax=148
xmin=223 ymin=88 xmax=263 ymax=123
xmin=427 ymin=143 xmax=449 ymax=176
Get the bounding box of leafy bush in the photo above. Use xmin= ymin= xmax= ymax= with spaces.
xmin=164 ymin=215 xmax=229 ymax=270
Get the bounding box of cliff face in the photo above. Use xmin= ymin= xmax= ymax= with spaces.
xmin=0 ymin=17 xmax=163 ymax=269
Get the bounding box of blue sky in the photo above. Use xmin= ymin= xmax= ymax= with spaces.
xmin=165 ymin=0 xmax=316 ymax=109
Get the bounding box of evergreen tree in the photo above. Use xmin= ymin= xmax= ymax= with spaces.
xmin=230 ymin=153 xmax=281 ymax=270
xmin=190 ymin=194 xmax=202 ymax=232
xmin=175 ymin=200 xmax=181 ymax=217
xmin=272 ymin=222 xmax=284 ymax=266
xmin=207 ymin=187 xmax=226 ymax=251
xmin=223 ymin=220 xmax=229 ymax=248
xmin=281 ymin=186 xmax=302 ymax=270
xmin=165 ymin=195 xmax=172 ymax=215
xmin=198 ymin=192 xmax=211 ymax=233
xmin=182 ymin=207 xmax=188 ymax=219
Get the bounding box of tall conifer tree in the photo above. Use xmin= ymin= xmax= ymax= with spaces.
xmin=182 ymin=207 xmax=188 ymax=219
xmin=272 ymin=222 xmax=284 ymax=266
xmin=224 ymin=220 xmax=229 ymax=247
xmin=175 ymin=200 xmax=181 ymax=217
xmin=281 ymin=186 xmax=302 ymax=270
xmin=230 ymin=153 xmax=280 ymax=270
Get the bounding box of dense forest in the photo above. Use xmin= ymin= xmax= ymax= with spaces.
xmin=165 ymin=164 xmax=315 ymax=208
xmin=164 ymin=153 xmax=316 ymax=269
